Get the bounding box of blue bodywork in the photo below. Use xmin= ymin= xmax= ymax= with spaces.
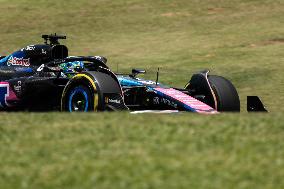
xmin=116 ymin=75 xmax=216 ymax=113
xmin=117 ymin=75 xmax=163 ymax=87
xmin=0 ymin=50 xmax=27 ymax=66
xmin=0 ymin=56 xmax=9 ymax=65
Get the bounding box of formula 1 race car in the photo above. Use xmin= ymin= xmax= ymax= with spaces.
xmin=0 ymin=34 xmax=266 ymax=113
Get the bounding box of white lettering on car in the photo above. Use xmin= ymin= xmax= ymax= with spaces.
xmin=109 ymin=99 xmax=121 ymax=104
xmin=7 ymin=56 xmax=30 ymax=67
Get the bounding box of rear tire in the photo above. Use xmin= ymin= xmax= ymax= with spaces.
xmin=208 ymin=75 xmax=240 ymax=112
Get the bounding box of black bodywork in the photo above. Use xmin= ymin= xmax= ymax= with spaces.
xmin=0 ymin=34 xmax=126 ymax=111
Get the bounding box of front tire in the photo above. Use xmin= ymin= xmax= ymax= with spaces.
xmin=208 ymin=75 xmax=240 ymax=112
xmin=62 ymin=85 xmax=94 ymax=112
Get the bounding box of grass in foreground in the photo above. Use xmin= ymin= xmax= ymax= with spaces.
xmin=0 ymin=113 xmax=284 ymax=189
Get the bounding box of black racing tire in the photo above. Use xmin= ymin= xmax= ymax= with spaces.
xmin=208 ymin=75 xmax=240 ymax=112
xmin=61 ymin=84 xmax=95 ymax=112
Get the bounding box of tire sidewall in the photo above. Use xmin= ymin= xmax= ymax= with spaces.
xmin=208 ymin=75 xmax=240 ymax=112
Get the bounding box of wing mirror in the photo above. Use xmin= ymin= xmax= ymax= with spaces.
xmin=131 ymin=69 xmax=146 ymax=78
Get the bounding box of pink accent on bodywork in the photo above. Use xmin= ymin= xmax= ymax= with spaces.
xmin=154 ymin=88 xmax=218 ymax=114
xmin=0 ymin=82 xmax=19 ymax=107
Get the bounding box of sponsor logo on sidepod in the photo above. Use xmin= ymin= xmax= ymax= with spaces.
xmin=7 ymin=56 xmax=30 ymax=67
xmin=109 ymin=99 xmax=121 ymax=104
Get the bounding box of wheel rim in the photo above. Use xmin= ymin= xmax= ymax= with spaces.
xmin=68 ymin=87 xmax=89 ymax=112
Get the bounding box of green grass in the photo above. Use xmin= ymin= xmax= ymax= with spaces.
xmin=0 ymin=0 xmax=284 ymax=188
xmin=1 ymin=113 xmax=284 ymax=189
